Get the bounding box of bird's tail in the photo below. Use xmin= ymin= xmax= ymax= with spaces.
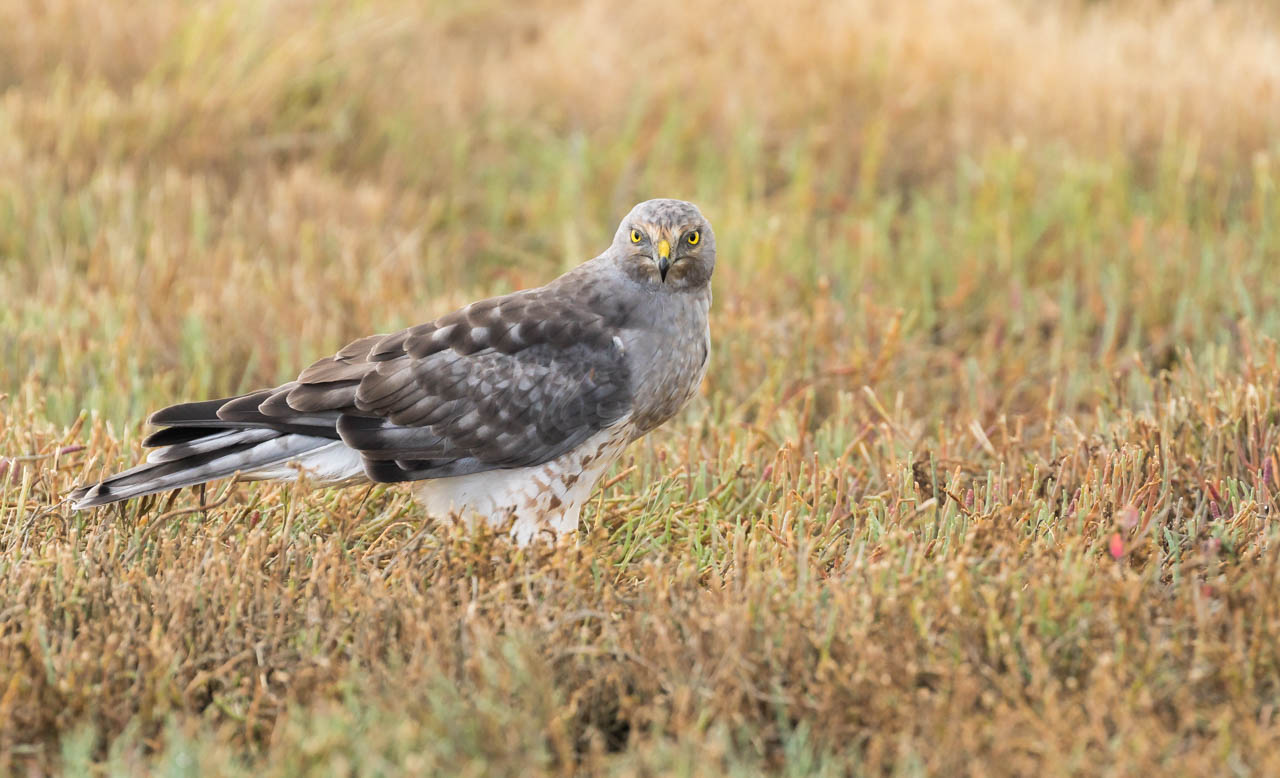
xmin=69 ymin=395 xmax=364 ymax=510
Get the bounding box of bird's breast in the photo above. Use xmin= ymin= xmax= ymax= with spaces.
xmin=624 ymin=292 xmax=711 ymax=434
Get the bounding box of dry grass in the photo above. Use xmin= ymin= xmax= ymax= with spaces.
xmin=3 ymin=0 xmax=1280 ymax=774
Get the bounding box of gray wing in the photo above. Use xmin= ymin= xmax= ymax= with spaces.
xmin=203 ymin=288 xmax=634 ymax=483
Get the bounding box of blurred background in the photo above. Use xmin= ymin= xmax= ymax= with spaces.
xmin=2 ymin=0 xmax=1278 ymax=431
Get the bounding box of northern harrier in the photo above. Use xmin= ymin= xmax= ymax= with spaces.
xmin=70 ymin=199 xmax=715 ymax=544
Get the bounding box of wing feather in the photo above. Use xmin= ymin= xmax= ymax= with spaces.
xmin=137 ymin=282 xmax=633 ymax=484
xmin=239 ymin=285 xmax=633 ymax=483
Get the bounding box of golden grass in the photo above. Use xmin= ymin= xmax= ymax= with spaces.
xmin=3 ymin=0 xmax=1280 ymax=773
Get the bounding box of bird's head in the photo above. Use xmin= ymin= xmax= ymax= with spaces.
xmin=610 ymin=199 xmax=715 ymax=291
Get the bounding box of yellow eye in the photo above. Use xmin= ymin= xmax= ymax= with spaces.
xmin=686 ymin=230 xmax=700 ymax=246
xmin=629 ymin=229 xmax=643 ymax=244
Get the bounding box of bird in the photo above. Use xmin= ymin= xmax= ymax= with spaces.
xmin=69 ymin=199 xmax=715 ymax=545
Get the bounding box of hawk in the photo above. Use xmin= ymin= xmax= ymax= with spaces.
xmin=70 ymin=199 xmax=715 ymax=544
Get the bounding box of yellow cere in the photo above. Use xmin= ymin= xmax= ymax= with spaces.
xmin=657 ymin=239 xmax=671 ymax=259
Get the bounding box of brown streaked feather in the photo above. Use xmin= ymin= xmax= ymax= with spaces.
xmin=335 ymin=333 xmax=384 ymax=360
xmin=284 ymin=382 xmax=359 ymax=413
xmin=368 ymin=329 xmax=414 ymax=361
xmin=296 ymin=358 xmax=369 ymax=384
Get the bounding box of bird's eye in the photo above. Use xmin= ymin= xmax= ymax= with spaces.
xmin=686 ymin=230 xmax=700 ymax=246
xmin=629 ymin=229 xmax=643 ymax=244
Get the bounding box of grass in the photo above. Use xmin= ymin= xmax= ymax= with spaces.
xmin=3 ymin=0 xmax=1280 ymax=773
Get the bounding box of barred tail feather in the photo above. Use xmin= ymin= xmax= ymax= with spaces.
xmin=69 ymin=433 xmax=361 ymax=510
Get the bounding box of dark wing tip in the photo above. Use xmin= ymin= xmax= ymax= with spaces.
xmin=362 ymin=458 xmax=433 ymax=483
xmin=68 ymin=482 xmax=111 ymax=509
xmin=143 ymin=426 xmax=228 ymax=448
xmin=215 ymin=390 xmax=277 ymax=422
xmin=148 ymin=397 xmax=234 ymax=426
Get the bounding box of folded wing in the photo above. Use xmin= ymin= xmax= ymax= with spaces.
xmin=150 ymin=288 xmax=634 ymax=484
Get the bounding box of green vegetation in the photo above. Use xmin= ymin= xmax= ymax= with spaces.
xmin=3 ymin=0 xmax=1280 ymax=773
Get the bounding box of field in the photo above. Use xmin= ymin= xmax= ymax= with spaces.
xmin=3 ymin=0 xmax=1280 ymax=773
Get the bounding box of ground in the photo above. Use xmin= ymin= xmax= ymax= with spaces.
xmin=3 ymin=0 xmax=1280 ymax=774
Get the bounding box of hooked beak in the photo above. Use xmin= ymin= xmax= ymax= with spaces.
xmin=656 ymin=239 xmax=671 ymax=281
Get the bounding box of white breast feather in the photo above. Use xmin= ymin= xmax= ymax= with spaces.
xmin=413 ymin=423 xmax=633 ymax=545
